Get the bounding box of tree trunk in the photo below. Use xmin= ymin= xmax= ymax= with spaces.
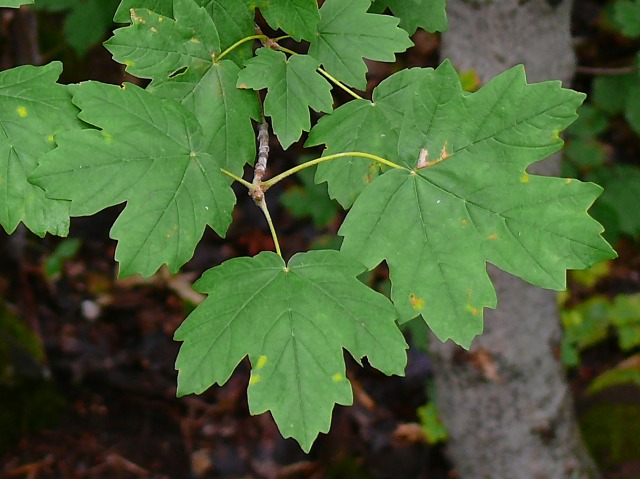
xmin=429 ymin=1 xmax=601 ymax=477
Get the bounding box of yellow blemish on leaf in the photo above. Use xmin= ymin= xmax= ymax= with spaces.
xmin=256 ymin=355 xmax=268 ymax=369
xmin=466 ymin=289 xmax=479 ymax=316
xmin=459 ymin=69 xmax=481 ymax=92
xmin=158 ymin=16 xmax=163 ymax=22
xmin=565 ymin=178 xmax=573 ymax=184
xmin=190 ymin=151 xmax=196 ymax=157
xmin=487 ymin=233 xmax=498 ymax=240
xmin=102 ymin=131 xmax=112 ymax=142
xmin=150 ymin=27 xmax=158 ymax=33
xmin=409 ymin=293 xmax=425 ymax=311
xmin=332 ymin=373 xmax=344 ymax=383
xmin=249 ymin=374 xmax=261 ymax=385
xmin=124 ymin=60 xmax=135 ymax=67
xmin=364 ymin=162 xmax=378 ymax=183
xmin=189 ymin=37 xmax=201 ymax=44
xmin=16 ymin=106 xmax=27 ymax=118
xmin=131 ymin=10 xmax=145 ymax=24
xmin=461 ymin=219 xmax=468 ymax=225
xmin=519 ymin=173 xmax=530 ymax=183
xmin=47 ymin=135 xmax=55 ymax=143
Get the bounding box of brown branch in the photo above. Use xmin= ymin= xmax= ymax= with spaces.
xmin=576 ymin=65 xmax=637 ymax=76
xmin=250 ymin=122 xmax=269 ymax=202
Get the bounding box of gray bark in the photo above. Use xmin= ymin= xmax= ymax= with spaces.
xmin=429 ymin=1 xmax=601 ymax=478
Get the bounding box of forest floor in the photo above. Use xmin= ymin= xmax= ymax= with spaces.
xmin=2 ymin=2 xmax=640 ymax=478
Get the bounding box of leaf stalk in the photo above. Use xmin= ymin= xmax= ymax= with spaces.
xmin=262 ymin=152 xmax=405 ymax=188
xmin=257 ymin=198 xmax=282 ymax=258
xmin=216 ymin=34 xmax=269 ymax=62
xmin=275 ymin=46 xmax=364 ymax=101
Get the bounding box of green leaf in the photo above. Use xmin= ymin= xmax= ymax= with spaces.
xmin=44 ymin=238 xmax=82 ymax=279
xmin=561 ymin=297 xmax=611 ymax=366
xmin=338 ymin=61 xmax=615 ymax=348
xmin=280 ymin=160 xmax=340 ymax=227
xmin=30 ymin=82 xmax=236 ymax=278
xmin=592 ymin=74 xmax=636 ymax=114
xmin=609 ymin=294 xmax=640 ymax=350
xmin=30 ymin=0 xmax=76 ymax=11
xmin=612 ymin=0 xmax=640 ymax=37
xmin=114 ymin=0 xmax=173 ymax=22
xmin=590 ymin=165 xmax=640 ymax=238
xmin=588 ymin=365 xmax=640 ymax=394
xmin=0 ymin=0 xmax=33 ymax=7
xmin=308 ymin=0 xmax=413 ymax=89
xmin=174 ymin=250 xmax=407 ymax=452
xmin=256 ymin=0 xmax=320 ymax=41
xmin=111 ymin=0 xmax=255 ymax=66
xmin=564 ymin=138 xmax=607 ymax=169
xmin=237 ymin=48 xmax=333 ymax=149
xmin=567 ymin=104 xmax=609 ymax=137
xmin=0 ymin=62 xmax=82 ymax=237
xmin=417 ymin=402 xmax=448 ymax=444
xmin=370 ymin=0 xmax=447 ymax=34
xmin=108 ymin=1 xmax=222 ymax=80
xmin=307 ymin=68 xmax=426 ymax=207
xmin=33 ymin=0 xmax=119 ymax=56
xmin=625 ymin=80 xmax=640 ymax=134
xmin=62 ymin=0 xmax=120 ymax=56
xmin=106 ymin=0 xmax=260 ymax=173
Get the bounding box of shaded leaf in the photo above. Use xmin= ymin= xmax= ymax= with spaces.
xmin=613 ymin=0 xmax=640 ymax=37
xmin=0 ymin=0 xmax=33 ymax=6
xmin=33 ymin=0 xmax=119 ymax=56
xmin=256 ymin=0 xmax=320 ymax=41
xmin=280 ymin=161 xmax=340 ymax=227
xmin=30 ymin=82 xmax=235 ymax=277
xmin=174 ymin=250 xmax=407 ymax=452
xmin=590 ymin=165 xmax=640 ymax=238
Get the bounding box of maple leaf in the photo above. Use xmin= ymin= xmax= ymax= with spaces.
xmin=237 ymin=48 xmax=333 ymax=148
xmin=114 ymin=0 xmax=173 ymax=21
xmin=337 ymin=61 xmax=616 ymax=348
xmin=0 ymin=62 xmax=82 ymax=237
xmin=370 ymin=0 xmax=447 ymax=34
xmin=613 ymin=0 xmax=640 ymax=38
xmin=106 ymin=0 xmax=260 ymax=174
xmin=256 ymin=0 xmax=320 ymax=41
xmin=306 ymin=68 xmax=426 ymax=207
xmin=0 ymin=0 xmax=33 ymax=6
xmin=31 ymin=0 xmax=119 ymax=56
xmin=308 ymin=0 xmax=413 ymax=90
xmin=174 ymin=250 xmax=407 ymax=452
xmin=30 ymin=82 xmax=235 ymax=277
